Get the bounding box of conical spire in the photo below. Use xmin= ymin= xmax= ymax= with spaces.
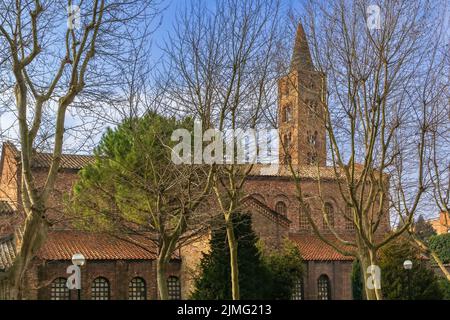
xmin=290 ymin=23 xmax=314 ymax=71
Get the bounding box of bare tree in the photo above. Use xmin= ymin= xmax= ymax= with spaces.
xmin=277 ymin=0 xmax=449 ymax=300
xmin=0 ymin=0 xmax=160 ymax=299
xmin=163 ymin=0 xmax=283 ymax=299
xmin=409 ymin=74 xmax=450 ymax=281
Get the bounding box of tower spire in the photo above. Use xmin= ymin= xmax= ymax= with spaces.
xmin=290 ymin=23 xmax=314 ymax=71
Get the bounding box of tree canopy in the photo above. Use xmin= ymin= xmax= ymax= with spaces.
xmin=71 ymin=111 xmax=199 ymax=232
xmin=379 ymin=238 xmax=443 ymax=300
xmin=70 ymin=112 xmax=211 ymax=299
xmin=428 ymin=234 xmax=450 ymax=265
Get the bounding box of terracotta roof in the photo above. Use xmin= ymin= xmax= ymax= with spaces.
xmin=0 ymin=234 xmax=16 ymax=271
xmin=30 ymin=153 xmax=95 ymax=170
xmin=249 ymin=164 xmax=346 ymax=180
xmin=289 ymin=234 xmax=354 ymax=261
xmin=248 ymin=164 xmax=383 ymax=182
xmin=290 ymin=23 xmax=314 ymax=71
xmin=38 ymin=230 xmax=158 ymax=261
xmin=4 ymin=141 xmax=95 ymax=170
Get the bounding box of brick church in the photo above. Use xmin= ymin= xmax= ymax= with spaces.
xmin=0 ymin=24 xmax=390 ymax=300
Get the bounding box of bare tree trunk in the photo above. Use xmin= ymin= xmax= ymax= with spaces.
xmin=0 ymin=0 xmax=157 ymax=299
xmin=226 ymin=216 xmax=240 ymax=300
xmin=358 ymin=248 xmax=382 ymax=300
xmin=8 ymin=208 xmax=48 ymax=300
xmin=156 ymin=255 xmax=169 ymax=300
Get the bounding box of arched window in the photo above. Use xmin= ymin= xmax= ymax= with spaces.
xmin=318 ymin=274 xmax=331 ymax=300
xmin=284 ymin=153 xmax=291 ymax=164
xmin=284 ymin=133 xmax=291 ymax=150
xmin=345 ymin=206 xmax=355 ymax=231
xmin=91 ymin=277 xmax=110 ymax=300
xmin=167 ymin=276 xmax=181 ymax=300
xmin=129 ymin=277 xmax=146 ymax=300
xmin=275 ymin=201 xmax=287 ymax=216
xmin=323 ymin=203 xmax=335 ymax=228
xmin=308 ymin=77 xmax=315 ymax=89
xmin=299 ymin=204 xmax=310 ymax=230
xmin=307 ymin=100 xmax=318 ymax=120
xmin=50 ymin=277 xmax=70 ymax=300
xmin=306 ymin=152 xmax=317 ymax=165
xmin=307 ymin=131 xmax=318 ymax=147
xmin=283 ymin=82 xmax=290 ymax=97
xmin=291 ymin=277 xmax=304 ymax=300
xmin=283 ymin=105 xmax=292 ymax=122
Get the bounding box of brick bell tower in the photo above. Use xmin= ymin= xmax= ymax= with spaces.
xmin=278 ymin=23 xmax=326 ymax=166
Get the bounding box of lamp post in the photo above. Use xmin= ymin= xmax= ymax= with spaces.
xmin=403 ymin=259 xmax=413 ymax=300
xmin=71 ymin=253 xmax=86 ymax=300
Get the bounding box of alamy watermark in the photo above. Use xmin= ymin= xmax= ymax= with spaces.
xmin=66 ymin=263 xmax=81 ymax=290
xmin=67 ymin=5 xmax=81 ymax=30
xmin=366 ymin=264 xmax=381 ymax=290
xmin=366 ymin=5 xmax=382 ymax=30
xmin=171 ymin=122 xmax=279 ymax=174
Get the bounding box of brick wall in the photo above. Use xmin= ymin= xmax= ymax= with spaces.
xmin=244 ymin=201 xmax=289 ymax=251
xmin=31 ymin=258 xmax=181 ymax=300
xmin=0 ymin=143 xmax=21 ymax=236
xmin=303 ymin=260 xmax=353 ymax=300
xmin=245 ymin=176 xmax=390 ymax=237
xmin=179 ymin=233 xmax=210 ymax=299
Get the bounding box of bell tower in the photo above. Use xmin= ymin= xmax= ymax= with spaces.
xmin=278 ymin=23 xmax=326 ymax=166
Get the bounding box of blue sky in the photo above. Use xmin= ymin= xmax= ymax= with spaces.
xmin=151 ymin=0 xmax=301 ymax=62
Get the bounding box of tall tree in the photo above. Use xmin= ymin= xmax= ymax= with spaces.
xmin=191 ymin=213 xmax=269 ymax=300
xmin=0 ymin=0 xmax=160 ymax=299
xmin=279 ymin=0 xmax=449 ymax=299
xmin=164 ymin=0 xmax=283 ymax=299
xmin=192 ymin=213 xmax=303 ymax=300
xmin=70 ymin=112 xmax=212 ymax=300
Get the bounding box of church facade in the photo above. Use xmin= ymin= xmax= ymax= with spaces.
xmin=0 ymin=25 xmax=389 ymax=300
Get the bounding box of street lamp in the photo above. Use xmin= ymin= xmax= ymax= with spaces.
xmin=71 ymin=253 xmax=85 ymax=300
xmin=403 ymin=259 xmax=413 ymax=300
xmin=72 ymin=253 xmax=86 ymax=266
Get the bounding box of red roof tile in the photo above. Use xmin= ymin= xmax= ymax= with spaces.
xmin=31 ymin=152 xmax=95 ymax=170
xmin=289 ymin=234 xmax=354 ymax=261
xmin=249 ymin=163 xmax=383 ymax=180
xmin=38 ymin=230 xmax=158 ymax=261
xmin=4 ymin=141 xmax=95 ymax=170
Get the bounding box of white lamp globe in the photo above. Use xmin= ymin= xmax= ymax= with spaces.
xmin=72 ymin=253 xmax=86 ymax=266
xmin=403 ymin=259 xmax=413 ymax=270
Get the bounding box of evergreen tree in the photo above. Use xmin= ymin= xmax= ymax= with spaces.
xmin=379 ymin=238 xmax=443 ymax=300
xmin=71 ymin=112 xmax=209 ymax=299
xmin=438 ymin=279 xmax=450 ymax=300
xmin=191 ymin=213 xmax=269 ymax=299
xmin=428 ymin=234 xmax=450 ymax=264
xmin=351 ymin=259 xmax=364 ymax=300
xmin=263 ymin=241 xmax=303 ymax=300
xmin=191 ymin=213 xmax=303 ymax=299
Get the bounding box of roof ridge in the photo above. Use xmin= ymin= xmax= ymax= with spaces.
xmin=242 ymin=195 xmax=291 ymax=227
